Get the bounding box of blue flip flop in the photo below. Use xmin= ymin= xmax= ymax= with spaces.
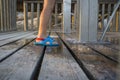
xmin=34 ymin=36 xmax=59 ymax=47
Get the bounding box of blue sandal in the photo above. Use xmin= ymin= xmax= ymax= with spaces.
xmin=34 ymin=36 xmax=59 ymax=47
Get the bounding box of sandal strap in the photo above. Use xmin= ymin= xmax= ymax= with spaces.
xmin=36 ymin=38 xmax=44 ymax=41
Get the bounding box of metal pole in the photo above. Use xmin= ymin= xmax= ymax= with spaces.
xmin=100 ymin=0 xmax=120 ymax=41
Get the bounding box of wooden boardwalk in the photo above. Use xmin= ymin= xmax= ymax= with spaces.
xmin=0 ymin=31 xmax=119 ymax=80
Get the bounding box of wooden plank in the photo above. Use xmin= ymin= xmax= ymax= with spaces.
xmin=0 ymin=31 xmax=36 ymax=46
xmin=0 ymin=31 xmax=29 ymax=41
xmin=0 ymin=39 xmax=43 ymax=80
xmin=38 ymin=38 xmax=89 ymax=80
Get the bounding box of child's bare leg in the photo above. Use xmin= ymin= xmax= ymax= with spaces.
xmin=37 ymin=0 xmax=55 ymax=39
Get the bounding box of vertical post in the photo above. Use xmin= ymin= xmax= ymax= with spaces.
xmin=37 ymin=3 xmax=40 ymax=29
xmin=78 ymin=0 xmax=89 ymax=42
xmin=101 ymin=4 xmax=105 ymax=31
xmin=74 ymin=3 xmax=77 ymax=31
xmin=55 ymin=3 xmax=58 ymax=27
xmin=24 ymin=2 xmax=28 ymax=31
xmin=108 ymin=4 xmax=111 ymax=22
xmin=11 ymin=0 xmax=13 ymax=30
xmin=107 ymin=4 xmax=111 ymax=31
xmin=9 ymin=0 xmax=12 ymax=30
xmin=78 ymin=0 xmax=98 ymax=42
xmin=112 ymin=4 xmax=116 ymax=32
xmin=0 ymin=0 xmax=1 ymax=31
xmin=118 ymin=7 xmax=120 ymax=31
xmin=3 ymin=0 xmax=6 ymax=31
xmin=14 ymin=0 xmax=17 ymax=30
xmin=88 ymin=0 xmax=98 ymax=42
xmin=63 ymin=0 xmax=71 ymax=33
xmin=76 ymin=0 xmax=80 ymax=33
xmin=6 ymin=0 xmax=9 ymax=31
xmin=13 ymin=0 xmax=16 ymax=30
xmin=31 ymin=3 xmax=34 ymax=30
xmin=1 ymin=0 xmax=4 ymax=31
xmin=116 ymin=10 xmax=119 ymax=32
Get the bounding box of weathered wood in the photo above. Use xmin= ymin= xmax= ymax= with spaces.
xmin=1 ymin=0 xmax=4 ymax=31
xmin=116 ymin=11 xmax=119 ymax=32
xmin=63 ymin=0 xmax=71 ymax=33
xmin=0 ymin=31 xmax=29 ymax=41
xmin=0 ymin=31 xmax=36 ymax=46
xmin=6 ymin=0 xmax=9 ymax=31
xmin=24 ymin=2 xmax=28 ymax=31
xmin=0 ymin=39 xmax=43 ymax=80
xmin=31 ymin=3 xmax=34 ymax=30
xmin=107 ymin=4 xmax=111 ymax=22
xmin=78 ymin=0 xmax=89 ymax=42
xmin=38 ymin=41 xmax=89 ymax=80
xmin=88 ymin=0 xmax=98 ymax=42
xmin=111 ymin=4 xmax=116 ymax=32
xmin=73 ymin=3 xmax=77 ymax=31
xmin=118 ymin=7 xmax=120 ymax=31
xmin=37 ymin=3 xmax=40 ymax=29
xmin=101 ymin=4 xmax=105 ymax=31
xmin=0 ymin=0 xmax=1 ymax=31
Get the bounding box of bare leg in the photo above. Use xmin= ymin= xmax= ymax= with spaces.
xmin=37 ymin=0 xmax=55 ymax=39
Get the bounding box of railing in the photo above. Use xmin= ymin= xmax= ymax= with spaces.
xmin=23 ymin=0 xmax=120 ymax=33
xmin=98 ymin=0 xmax=120 ymax=32
xmin=0 ymin=0 xmax=16 ymax=32
xmin=23 ymin=0 xmax=76 ymax=32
